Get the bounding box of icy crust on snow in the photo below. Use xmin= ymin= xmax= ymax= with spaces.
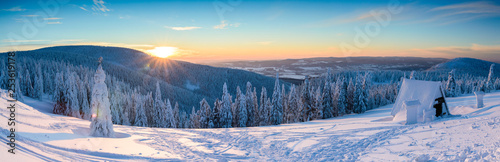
xmin=1 ymin=90 xmax=500 ymax=161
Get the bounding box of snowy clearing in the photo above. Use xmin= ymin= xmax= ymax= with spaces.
xmin=2 ymin=91 xmax=500 ymax=161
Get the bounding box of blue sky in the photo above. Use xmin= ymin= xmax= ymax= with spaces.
xmin=1 ymin=0 xmax=500 ymax=63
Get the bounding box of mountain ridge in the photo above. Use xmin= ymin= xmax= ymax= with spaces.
xmin=7 ymin=45 xmax=282 ymax=111
xmin=428 ymin=57 xmax=499 ymax=77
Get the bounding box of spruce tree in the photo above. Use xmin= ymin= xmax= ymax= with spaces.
xmin=89 ymin=58 xmax=114 ymax=137
xmin=221 ymin=83 xmax=232 ymax=128
xmin=245 ymin=82 xmax=254 ymax=127
xmin=237 ymin=87 xmax=247 ymax=127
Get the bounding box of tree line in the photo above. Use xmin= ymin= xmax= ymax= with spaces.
xmin=1 ymin=57 xmax=499 ymax=129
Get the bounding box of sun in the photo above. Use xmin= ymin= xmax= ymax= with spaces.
xmin=147 ymin=46 xmax=178 ymax=58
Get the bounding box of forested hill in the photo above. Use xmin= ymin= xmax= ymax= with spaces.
xmin=8 ymin=45 xmax=282 ymax=111
xmin=428 ymin=57 xmax=500 ymax=77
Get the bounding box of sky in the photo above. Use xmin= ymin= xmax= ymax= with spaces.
xmin=1 ymin=0 xmax=500 ymax=63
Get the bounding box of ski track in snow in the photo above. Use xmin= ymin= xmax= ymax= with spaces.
xmin=1 ymin=91 xmax=500 ymax=161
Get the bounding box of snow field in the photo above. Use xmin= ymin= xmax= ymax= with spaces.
xmin=1 ymin=90 xmax=500 ymax=161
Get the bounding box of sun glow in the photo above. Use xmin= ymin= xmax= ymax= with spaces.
xmin=147 ymin=46 xmax=178 ymax=58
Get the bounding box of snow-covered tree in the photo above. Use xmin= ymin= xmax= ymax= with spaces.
xmin=287 ymin=85 xmax=298 ymax=123
xmin=259 ymin=87 xmax=268 ymax=126
xmin=302 ymin=76 xmax=312 ymax=122
xmin=337 ymin=78 xmax=348 ymax=116
xmin=362 ymin=72 xmax=372 ymax=110
xmin=263 ymin=99 xmax=273 ymax=125
xmin=154 ymin=81 xmax=165 ymax=127
xmin=80 ymin=78 xmax=91 ymax=120
xmin=231 ymin=87 xmax=241 ymax=127
xmin=252 ymin=88 xmax=259 ymax=126
xmin=34 ymin=64 xmax=43 ymax=100
xmin=315 ymin=87 xmax=324 ymax=119
xmin=165 ymin=99 xmax=175 ymax=128
xmin=220 ymin=83 xmax=233 ymax=128
xmin=53 ymin=72 xmax=66 ymax=114
xmin=322 ymin=82 xmax=333 ymax=119
xmin=110 ymin=83 xmax=121 ymax=124
xmin=281 ymin=84 xmax=287 ymax=123
xmin=134 ymin=94 xmax=147 ymax=127
xmin=271 ymin=73 xmax=282 ymax=125
xmin=121 ymin=95 xmax=131 ymax=126
xmin=67 ymin=73 xmax=81 ymax=118
xmin=173 ymin=102 xmax=180 ymax=128
xmin=180 ymin=111 xmax=188 ymax=128
xmin=236 ymin=87 xmax=247 ymax=127
xmin=245 ymin=82 xmax=255 ymax=127
xmin=358 ymin=93 xmax=366 ymax=113
xmin=446 ymin=70 xmax=459 ymax=96
xmin=346 ymin=78 xmax=355 ymax=114
xmin=24 ymin=69 xmax=34 ymax=98
xmin=189 ymin=107 xmax=200 ymax=128
xmin=486 ymin=64 xmax=495 ymax=92
xmin=199 ymin=98 xmax=211 ymax=128
xmin=353 ymin=76 xmax=363 ymax=114
xmin=15 ymin=78 xmax=24 ymax=102
xmin=89 ymin=58 xmax=114 ymax=137
xmin=212 ymin=99 xmax=221 ymax=128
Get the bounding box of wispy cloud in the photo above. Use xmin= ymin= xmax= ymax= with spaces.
xmin=79 ymin=6 xmax=88 ymax=11
xmin=165 ymin=26 xmax=202 ymax=31
xmin=422 ymin=1 xmax=500 ymax=25
xmin=2 ymin=39 xmax=49 ymax=43
xmin=92 ymin=0 xmax=110 ymax=13
xmin=310 ymin=1 xmax=500 ymax=27
xmin=44 ymin=17 xmax=62 ymax=20
xmin=3 ymin=7 xmax=26 ymax=12
xmin=214 ymin=21 xmax=228 ymax=29
xmin=21 ymin=15 xmax=38 ymax=17
xmin=341 ymin=11 xmax=385 ymax=23
xmin=230 ymin=23 xmax=241 ymax=27
xmin=52 ymin=39 xmax=85 ymax=43
xmin=47 ymin=22 xmax=62 ymax=24
xmin=213 ymin=21 xmax=240 ymax=29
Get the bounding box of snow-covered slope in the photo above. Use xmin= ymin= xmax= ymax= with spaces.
xmin=2 ymin=90 xmax=500 ymax=161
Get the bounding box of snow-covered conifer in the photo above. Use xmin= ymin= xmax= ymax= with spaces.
xmin=173 ymin=102 xmax=180 ymax=128
xmin=337 ymin=78 xmax=348 ymax=116
xmin=199 ymin=98 xmax=211 ymax=128
xmin=245 ymin=82 xmax=254 ymax=127
xmin=165 ymin=99 xmax=175 ymax=128
xmin=15 ymin=77 xmax=24 ymax=102
xmin=25 ymin=69 xmax=34 ymax=97
xmin=68 ymin=73 xmax=81 ymax=118
xmin=346 ymin=78 xmax=355 ymax=114
xmin=34 ymin=64 xmax=43 ymax=100
xmin=486 ymin=64 xmax=495 ymax=92
xmin=134 ymin=94 xmax=148 ymax=127
xmin=236 ymin=87 xmax=247 ymax=127
xmin=446 ymin=70 xmax=458 ymax=96
xmin=221 ymin=83 xmax=233 ymax=128
xmin=89 ymin=58 xmax=114 ymax=137
xmin=154 ymin=81 xmax=165 ymax=127
xmin=322 ymin=82 xmax=333 ymax=119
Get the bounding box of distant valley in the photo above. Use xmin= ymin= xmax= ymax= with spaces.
xmin=209 ymin=57 xmax=449 ymax=80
